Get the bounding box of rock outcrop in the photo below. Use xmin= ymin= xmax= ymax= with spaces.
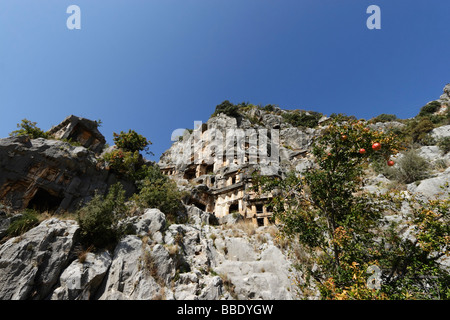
xmin=0 ymin=206 xmax=300 ymax=300
xmin=0 ymin=218 xmax=79 ymax=299
xmin=1 ymin=84 xmax=450 ymax=301
xmin=0 ymin=135 xmax=134 ymax=213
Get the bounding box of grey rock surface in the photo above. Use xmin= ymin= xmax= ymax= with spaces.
xmin=0 ymin=218 xmax=79 ymax=300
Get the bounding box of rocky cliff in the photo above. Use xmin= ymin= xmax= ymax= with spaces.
xmin=0 ymin=85 xmax=449 ymax=300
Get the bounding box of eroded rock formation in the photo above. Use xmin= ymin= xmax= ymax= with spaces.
xmin=0 ymin=135 xmax=134 ymax=213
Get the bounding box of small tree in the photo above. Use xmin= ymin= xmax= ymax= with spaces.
xmin=9 ymin=119 xmax=49 ymax=139
xmin=132 ymin=164 xmax=185 ymax=222
xmin=77 ymin=183 xmax=128 ymax=249
xmin=211 ymin=100 xmax=240 ymax=118
xmin=255 ymin=116 xmax=450 ymax=299
xmin=113 ymin=129 xmax=152 ymax=155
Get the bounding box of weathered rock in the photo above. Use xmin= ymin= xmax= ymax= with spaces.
xmin=48 ymin=115 xmax=106 ymax=154
xmin=0 ymin=218 xmax=79 ymax=300
xmin=430 ymin=125 xmax=450 ymax=140
xmin=130 ymin=208 xmax=166 ymax=240
xmin=51 ymin=251 xmax=111 ymax=300
xmin=439 ymin=83 xmax=450 ymax=103
xmin=407 ymin=167 xmax=450 ymax=200
xmin=368 ymin=121 xmax=405 ymax=133
xmin=97 ymin=235 xmax=173 ymax=300
xmin=0 ymin=135 xmax=135 ymax=213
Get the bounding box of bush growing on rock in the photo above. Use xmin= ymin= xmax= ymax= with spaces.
xmin=132 ymin=165 xmax=185 ymax=223
xmin=113 ymin=129 xmax=152 ymax=155
xmin=77 ymin=183 xmax=129 ymax=249
xmin=281 ymin=110 xmax=322 ymax=128
xmin=437 ymin=137 xmax=450 ymax=154
xmin=101 ymin=149 xmax=142 ymax=180
xmin=375 ymin=149 xmax=431 ymax=184
xmin=254 ymin=116 xmax=450 ymax=299
xmin=418 ymin=101 xmax=441 ymax=117
xmin=9 ymin=119 xmax=49 ymax=139
xmin=6 ymin=209 xmax=40 ymax=237
xmin=101 ymin=130 xmax=152 ymax=180
xmin=211 ymin=100 xmax=241 ymax=118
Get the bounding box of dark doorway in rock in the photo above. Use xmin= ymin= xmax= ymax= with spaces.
xmin=192 ymin=202 xmax=206 ymax=212
xmin=256 ymin=204 xmax=263 ymax=214
xmin=257 ymin=218 xmax=265 ymax=227
xmin=184 ymin=167 xmax=196 ymax=180
xmin=229 ymin=203 xmax=239 ymax=214
xmin=205 ymin=164 xmax=214 ymax=174
xmin=27 ymin=188 xmax=63 ymax=212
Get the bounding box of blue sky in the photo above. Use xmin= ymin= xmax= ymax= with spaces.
xmin=0 ymin=1 xmax=449 ymax=160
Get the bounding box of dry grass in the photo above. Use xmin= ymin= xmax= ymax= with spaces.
xmin=222 ymin=219 xmax=257 ymax=237
xmin=77 ymin=245 xmax=94 ymax=263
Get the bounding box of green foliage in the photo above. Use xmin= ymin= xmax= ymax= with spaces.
xmin=375 ymin=149 xmax=431 ymax=184
xmin=254 ymin=117 xmax=450 ymax=299
xmin=101 ymin=149 xmax=142 ymax=180
xmin=9 ymin=119 xmax=49 ymax=139
xmin=77 ymin=183 xmax=128 ymax=249
xmin=113 ymin=129 xmax=152 ymax=155
xmin=282 ymin=110 xmax=322 ymax=128
xmin=370 ymin=113 xmax=398 ymax=123
xmin=418 ymin=101 xmax=441 ymax=117
xmin=329 ymin=113 xmax=357 ymax=121
xmin=260 ymin=104 xmax=276 ymax=112
xmin=437 ymin=137 xmax=450 ymax=154
xmin=402 ymin=117 xmax=436 ymax=145
xmin=211 ymin=100 xmax=241 ymax=118
xmin=132 ymin=165 xmax=185 ymax=222
xmin=102 ymin=130 xmax=154 ymax=181
xmin=6 ymin=210 xmax=40 ymax=237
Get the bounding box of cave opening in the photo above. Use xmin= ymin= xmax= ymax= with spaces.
xmin=27 ymin=188 xmax=63 ymax=212
xmin=191 ymin=201 xmax=206 ymax=212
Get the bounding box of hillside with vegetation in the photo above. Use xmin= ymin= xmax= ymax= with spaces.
xmin=0 ymin=84 xmax=449 ymax=300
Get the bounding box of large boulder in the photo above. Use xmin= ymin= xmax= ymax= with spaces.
xmin=430 ymin=125 xmax=450 ymax=140
xmin=407 ymin=167 xmax=450 ymax=200
xmin=0 ymin=218 xmax=79 ymax=300
xmin=51 ymin=251 xmax=112 ymax=300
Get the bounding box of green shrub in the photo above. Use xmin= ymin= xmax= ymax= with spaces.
xmin=377 ymin=149 xmax=430 ymax=184
xmin=282 ymin=110 xmax=322 ymax=128
xmin=329 ymin=113 xmax=357 ymax=121
xmin=418 ymin=101 xmax=441 ymax=117
xmin=211 ymin=100 xmax=241 ymax=118
xmin=101 ymin=149 xmax=142 ymax=180
xmin=132 ymin=165 xmax=185 ymax=222
xmin=437 ymin=137 xmax=450 ymax=154
xmin=6 ymin=210 xmax=40 ymax=237
xmin=261 ymin=104 xmax=275 ymax=112
xmin=370 ymin=114 xmax=398 ymax=123
xmin=9 ymin=119 xmax=49 ymax=139
xmin=404 ymin=118 xmax=435 ymax=145
xmin=77 ymin=183 xmax=128 ymax=249
xmin=113 ymin=130 xmax=152 ymax=155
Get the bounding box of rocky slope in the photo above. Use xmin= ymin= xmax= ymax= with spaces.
xmin=0 ymin=206 xmax=300 ymax=300
xmin=0 ymin=84 xmax=449 ymax=300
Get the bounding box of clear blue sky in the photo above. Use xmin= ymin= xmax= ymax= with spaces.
xmin=0 ymin=0 xmax=449 ymax=160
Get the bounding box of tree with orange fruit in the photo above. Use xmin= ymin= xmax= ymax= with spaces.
xmin=255 ymin=115 xmax=449 ymax=299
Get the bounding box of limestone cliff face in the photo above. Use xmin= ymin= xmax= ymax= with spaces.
xmin=0 ymin=135 xmax=134 ymax=213
xmin=158 ymin=107 xmax=319 ymax=225
xmin=1 ymin=85 xmax=450 ymax=300
xmin=0 ymin=207 xmax=301 ymax=300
